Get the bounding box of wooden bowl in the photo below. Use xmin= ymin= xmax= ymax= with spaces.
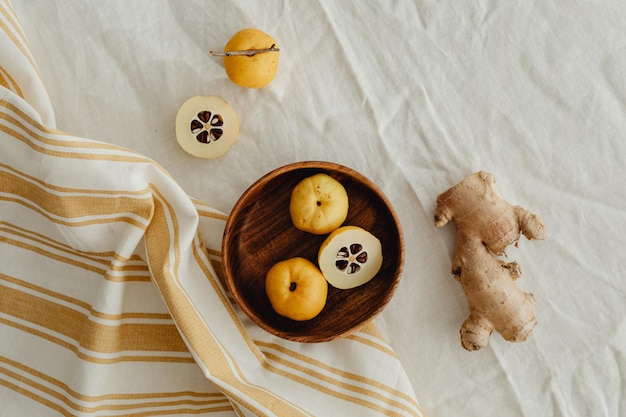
xmin=222 ymin=161 xmax=404 ymax=342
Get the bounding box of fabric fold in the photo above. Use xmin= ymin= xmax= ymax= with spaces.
xmin=0 ymin=0 xmax=55 ymax=127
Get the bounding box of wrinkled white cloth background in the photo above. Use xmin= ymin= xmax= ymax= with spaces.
xmin=10 ymin=1 xmax=626 ymax=416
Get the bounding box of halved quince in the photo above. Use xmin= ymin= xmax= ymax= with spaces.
xmin=318 ymin=226 xmax=383 ymax=289
xmin=175 ymin=96 xmax=239 ymax=159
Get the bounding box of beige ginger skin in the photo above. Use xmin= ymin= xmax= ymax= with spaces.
xmin=434 ymin=171 xmax=546 ymax=351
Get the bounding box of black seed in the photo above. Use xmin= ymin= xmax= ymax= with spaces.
xmin=196 ymin=131 xmax=209 ymax=143
xmin=210 ymin=129 xmax=223 ymax=141
xmin=211 ymin=114 xmax=223 ymax=126
xmin=198 ymin=110 xmax=211 ymax=123
xmin=190 ymin=119 xmax=203 ymax=133
xmin=356 ymin=252 xmax=368 ymax=263
xmin=348 ymin=263 xmax=361 ymax=274
xmin=350 ymin=243 xmax=362 ymax=254
xmin=337 ymin=247 xmax=349 ymax=258
xmin=336 ymin=260 xmax=349 ymax=270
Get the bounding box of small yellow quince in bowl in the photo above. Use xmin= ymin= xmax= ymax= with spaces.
xmin=265 ymin=257 xmax=328 ymax=321
xmin=289 ymin=173 xmax=349 ymax=235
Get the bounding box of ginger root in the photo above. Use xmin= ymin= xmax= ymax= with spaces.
xmin=434 ymin=171 xmax=546 ymax=351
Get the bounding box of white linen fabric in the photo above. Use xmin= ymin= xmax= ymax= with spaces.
xmin=4 ymin=0 xmax=626 ymax=416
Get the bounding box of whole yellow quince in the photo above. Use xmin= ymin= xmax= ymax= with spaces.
xmin=223 ymin=28 xmax=279 ymax=88
xmin=265 ymin=257 xmax=327 ymax=321
xmin=289 ymin=173 xmax=349 ymax=235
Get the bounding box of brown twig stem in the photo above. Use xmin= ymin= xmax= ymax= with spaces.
xmin=209 ymin=44 xmax=279 ymax=57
